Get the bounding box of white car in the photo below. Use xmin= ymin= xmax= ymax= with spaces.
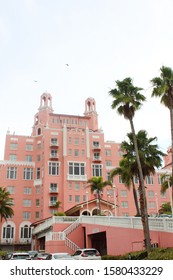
xmin=46 ymin=252 xmax=73 ymax=260
xmin=72 ymin=248 xmax=101 ymax=260
xmin=10 ymin=253 xmax=31 ymax=260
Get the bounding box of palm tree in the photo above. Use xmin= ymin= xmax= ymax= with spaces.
xmin=111 ymin=158 xmax=141 ymax=216
xmin=123 ymin=130 xmax=165 ymax=214
xmin=0 ymin=187 xmax=14 ymax=222
xmin=160 ymin=174 xmax=173 ymax=215
xmin=87 ymin=176 xmax=112 ymax=215
xmin=151 ymin=66 xmax=173 ymax=201
xmin=109 ymin=78 xmax=151 ymax=251
xmin=159 ymin=202 xmax=172 ymax=215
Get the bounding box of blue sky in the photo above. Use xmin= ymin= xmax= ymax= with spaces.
xmin=0 ymin=0 xmax=172 ymax=159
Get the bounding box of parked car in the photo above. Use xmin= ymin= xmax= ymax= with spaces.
xmin=33 ymin=252 xmax=50 ymax=260
xmin=72 ymin=248 xmax=101 ymax=260
xmin=10 ymin=252 xmax=31 ymax=260
xmin=46 ymin=253 xmax=74 ymax=260
xmin=28 ymin=250 xmax=38 ymax=259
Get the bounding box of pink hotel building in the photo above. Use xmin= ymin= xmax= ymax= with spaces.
xmin=0 ymin=92 xmax=172 ymax=251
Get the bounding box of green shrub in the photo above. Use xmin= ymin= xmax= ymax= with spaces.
xmin=102 ymin=248 xmax=173 ymax=260
xmin=0 ymin=251 xmax=7 ymax=259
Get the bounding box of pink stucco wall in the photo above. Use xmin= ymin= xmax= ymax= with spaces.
xmin=83 ymin=223 xmax=173 ymax=256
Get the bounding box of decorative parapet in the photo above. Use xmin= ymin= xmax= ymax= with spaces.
xmin=0 ymin=160 xmax=35 ymax=167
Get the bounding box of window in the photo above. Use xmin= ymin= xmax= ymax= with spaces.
xmin=148 ymin=190 xmax=155 ymax=198
xmin=36 ymin=168 xmax=41 ymax=179
xmin=68 ymin=149 xmax=72 ymax=156
xmin=93 ymin=141 xmax=100 ymax=148
xmin=149 ymin=201 xmax=156 ymax=209
xmin=75 ymin=182 xmax=80 ymax=190
xmin=74 ymin=149 xmax=79 ymax=156
xmin=118 ymin=150 xmax=124 ymax=156
xmin=105 ymin=160 xmax=112 ymax=166
xmin=69 ymin=162 xmax=85 ymax=176
xmin=50 ymin=183 xmax=58 ymax=192
xmin=94 ymin=152 xmax=100 ymax=160
xmin=161 ymin=192 xmax=166 ymax=198
xmin=22 ymin=212 xmax=31 ymax=220
xmin=49 ymin=162 xmax=59 ymax=175
xmin=37 ymin=155 xmax=41 ymax=162
xmin=20 ymin=225 xmax=31 ymax=239
xmin=37 ymin=128 xmax=41 ymax=135
xmin=69 ymin=195 xmax=72 ymax=202
xmin=35 ymin=212 xmax=39 ymax=219
xmin=75 ymin=195 xmax=80 ymax=203
xmin=74 ymin=138 xmax=79 ymax=145
xmin=92 ymin=164 xmax=102 ymax=177
xmin=36 ymin=187 xmax=40 ymax=194
xmin=36 ymin=199 xmax=40 ymax=206
xmin=157 ymin=174 xmax=162 ymax=185
xmin=37 ymin=143 xmax=41 ymax=150
xmin=9 ymin=154 xmax=17 ymax=161
xmin=24 ymin=187 xmax=32 ymax=195
xmin=7 ymin=186 xmax=15 ymax=194
xmin=10 ymin=143 xmax=18 ymax=150
xmin=51 ymin=138 xmax=58 ymax=145
xmin=81 ymin=138 xmax=85 ymax=144
xmin=10 ymin=199 xmax=14 ymax=205
xmin=25 ymin=155 xmax=32 ymax=162
xmin=119 ymin=175 xmax=125 ymax=184
xmin=68 ymin=137 xmax=72 ymax=144
xmin=121 ymin=201 xmax=128 ymax=208
xmin=120 ymin=190 xmax=127 ymax=197
xmin=146 ymin=176 xmax=154 ymax=185
xmin=23 ymin=200 xmax=31 ymax=207
xmin=23 ymin=168 xmax=33 ymax=180
xmin=133 ymin=176 xmax=139 ymax=184
xmin=50 ymin=196 xmax=57 ymax=206
xmin=68 ymin=183 xmax=72 ymax=190
xmin=105 ymin=149 xmax=111 ymax=156
xmin=3 ymin=225 xmax=14 ymax=239
xmin=106 ymin=172 xmax=112 ymax=182
xmin=7 ymin=167 xmax=17 ymax=179
xmin=26 ymin=144 xmax=33 ymax=151
xmin=50 ymin=150 xmax=58 ymax=157
xmin=81 ymin=149 xmax=85 ymax=156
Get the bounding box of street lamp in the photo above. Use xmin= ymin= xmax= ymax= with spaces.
xmin=112 ymin=185 xmax=117 ymax=216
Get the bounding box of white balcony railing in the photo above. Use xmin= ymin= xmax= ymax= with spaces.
xmin=49 ymin=188 xmax=58 ymax=193
xmin=93 ymin=156 xmax=102 ymax=161
xmin=34 ymin=179 xmax=42 ymax=186
xmin=67 ymin=174 xmax=87 ymax=181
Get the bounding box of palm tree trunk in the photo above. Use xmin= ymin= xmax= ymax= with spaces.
xmin=170 ymin=108 xmax=173 ymax=204
xmin=129 ymin=118 xmax=151 ymax=253
xmin=98 ymin=191 xmax=101 ymax=215
xmin=131 ymin=178 xmax=140 ymax=216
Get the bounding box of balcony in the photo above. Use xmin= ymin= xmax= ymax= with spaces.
xmin=34 ymin=179 xmax=42 ymax=186
xmin=49 ymin=188 xmax=59 ymax=194
xmin=92 ymin=144 xmax=101 ymax=151
xmin=92 ymin=156 xmax=102 ymax=162
xmin=49 ymin=201 xmax=58 ymax=207
xmin=50 ymin=142 xmax=59 ymax=148
xmin=67 ymin=174 xmax=87 ymax=181
xmin=49 ymin=154 xmax=59 ymax=160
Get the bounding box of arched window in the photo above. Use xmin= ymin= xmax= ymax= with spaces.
xmin=37 ymin=128 xmax=41 ymax=135
xmin=20 ymin=225 xmax=31 ymax=239
xmin=3 ymin=225 xmax=14 ymax=239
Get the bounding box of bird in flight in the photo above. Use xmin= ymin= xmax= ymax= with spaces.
xmin=65 ymin=64 xmax=69 ymax=66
